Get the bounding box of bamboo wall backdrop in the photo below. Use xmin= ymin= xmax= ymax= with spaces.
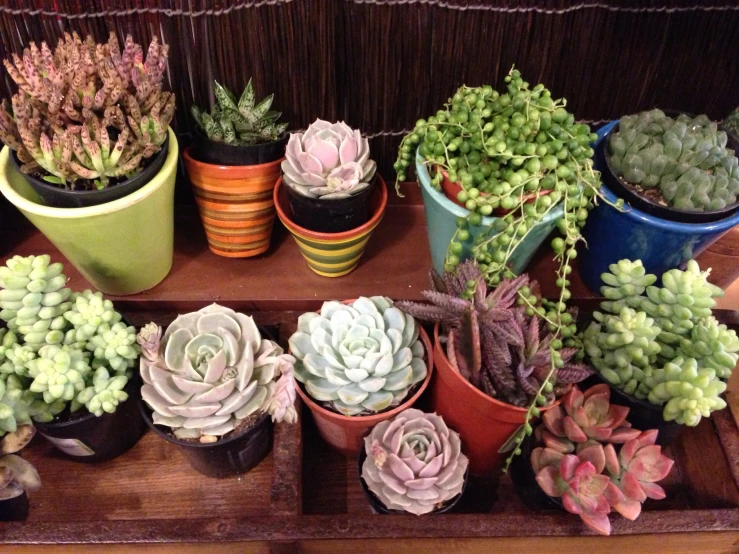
xmin=0 ymin=0 xmax=737 ymax=189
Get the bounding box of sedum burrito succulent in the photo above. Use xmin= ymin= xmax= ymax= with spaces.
xmin=361 ymin=408 xmax=468 ymax=515
xmin=289 ymin=297 xmax=427 ymax=416
xmin=138 ymin=304 xmax=296 ymax=442
xmin=281 ymin=119 xmax=377 ymax=199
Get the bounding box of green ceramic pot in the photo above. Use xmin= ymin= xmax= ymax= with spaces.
xmin=416 ymin=152 xmax=565 ymax=275
xmin=0 ymin=128 xmax=178 ymax=296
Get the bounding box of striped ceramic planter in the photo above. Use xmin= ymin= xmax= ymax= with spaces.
xmin=274 ymin=176 xmax=388 ymax=277
xmin=183 ymin=147 xmax=281 ymax=257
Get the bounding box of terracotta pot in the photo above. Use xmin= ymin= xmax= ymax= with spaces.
xmin=430 ymin=323 xmax=563 ymax=477
xmin=274 ymin=176 xmax=388 ymax=277
xmin=183 ymin=147 xmax=282 ymax=258
xmin=294 ymin=324 xmax=434 ymax=456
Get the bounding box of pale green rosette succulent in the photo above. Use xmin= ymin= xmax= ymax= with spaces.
xmin=0 ymin=375 xmax=31 ymax=434
xmin=63 ymin=290 xmax=123 ymax=348
xmin=599 ymin=259 xmax=657 ymax=314
xmin=25 ymin=344 xmax=91 ymax=404
xmin=676 ymin=316 xmax=739 ymax=379
xmin=86 ymin=321 xmax=138 ymax=374
xmin=76 ymin=367 xmax=128 ymax=416
xmin=289 ymin=297 xmax=427 ymax=416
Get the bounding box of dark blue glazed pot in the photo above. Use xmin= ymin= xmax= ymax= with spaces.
xmin=579 ymin=121 xmax=739 ymax=294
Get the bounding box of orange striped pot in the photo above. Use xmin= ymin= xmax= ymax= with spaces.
xmin=183 ymin=147 xmax=281 ymax=258
xmin=274 ymin=176 xmax=388 ymax=277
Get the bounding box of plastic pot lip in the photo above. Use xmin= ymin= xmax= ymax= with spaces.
xmin=274 ymin=175 xmax=388 ymax=241
xmin=138 ymin=397 xmax=271 ymax=449
xmin=433 ymin=323 xmax=565 ymax=415
xmin=0 ymin=127 xmax=179 ymax=218
xmin=183 ymin=145 xmax=284 ymax=173
xmin=292 ymin=317 xmax=434 ymax=424
xmin=596 ymin=120 xmax=739 ymax=232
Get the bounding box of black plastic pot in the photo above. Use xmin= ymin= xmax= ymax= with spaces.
xmin=509 ymin=433 xmax=564 ymax=512
xmin=581 ymin=374 xmax=683 ymax=446
xmin=10 ymin=136 xmax=169 ymax=209
xmin=139 ymin=403 xmax=273 ymax=478
xmin=600 ymin=117 xmax=739 ymax=224
xmin=357 ymin=443 xmax=468 ymax=514
xmin=192 ymin=127 xmax=288 ymax=166
xmin=0 ymin=492 xmax=29 ymax=522
xmin=284 ymin=178 xmax=375 ymax=233
xmin=34 ymin=376 xmax=146 ymax=463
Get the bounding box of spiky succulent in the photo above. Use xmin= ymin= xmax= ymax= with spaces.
xmin=0 ymin=32 xmax=175 ymax=189
xmin=0 ymin=425 xmax=41 ymax=500
xmin=608 ymin=109 xmax=739 ymax=212
xmin=397 ymin=261 xmax=592 ymax=407
xmin=191 ymin=79 xmax=287 ymax=146
xmin=290 ymin=297 xmax=427 ymax=416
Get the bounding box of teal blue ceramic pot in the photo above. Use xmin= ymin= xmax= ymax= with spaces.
xmin=416 ymin=153 xmax=565 ymax=275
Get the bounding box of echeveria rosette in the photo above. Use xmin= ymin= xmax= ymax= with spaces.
xmin=289 ymin=297 xmax=427 ymax=416
xmin=281 ymin=119 xmax=377 ymax=199
xmin=361 ymin=408 xmax=468 ymax=515
xmin=138 ymin=304 xmax=296 ymax=442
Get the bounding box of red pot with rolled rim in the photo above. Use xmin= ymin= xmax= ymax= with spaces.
xmin=439 ymin=169 xmax=553 ymax=216
xmin=430 ymin=323 xmax=564 ymax=477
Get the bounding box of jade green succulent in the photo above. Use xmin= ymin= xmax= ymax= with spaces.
xmin=609 ymin=109 xmax=739 ymax=212
xmin=289 ymin=297 xmax=427 ymax=416
xmin=191 ymin=79 xmax=287 ymax=146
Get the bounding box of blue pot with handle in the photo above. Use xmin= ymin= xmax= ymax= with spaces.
xmin=416 ymin=152 xmax=564 ymax=275
xmin=580 ymin=121 xmax=739 ymax=293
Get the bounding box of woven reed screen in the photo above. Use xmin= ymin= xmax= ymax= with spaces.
xmin=0 ymin=0 xmax=737 ymax=184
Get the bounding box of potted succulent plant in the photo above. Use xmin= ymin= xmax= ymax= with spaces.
xmin=0 ymin=424 xmax=40 ymax=521
xmin=721 ymin=106 xmax=739 ymax=153
xmin=0 ymin=255 xmax=143 ymax=461
xmin=397 ymin=261 xmax=594 ymax=476
xmin=0 ymin=32 xmax=178 ymax=295
xmin=580 ymin=110 xmax=739 ymax=292
xmin=359 ymin=408 xmax=469 ymax=515
xmin=275 ymin=120 xmax=388 ymax=277
xmin=288 ymin=297 xmax=431 ymax=455
xmin=184 ymin=79 xmax=289 ymax=257
xmin=511 ymin=385 xmax=673 ymax=536
xmin=137 ymin=304 xmax=297 ymax=478
xmin=582 ymin=259 xmax=737 ymax=442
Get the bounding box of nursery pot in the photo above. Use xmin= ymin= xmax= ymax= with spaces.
xmin=192 ymin=128 xmax=288 ymax=166
xmin=294 ymin=325 xmax=434 ymax=456
xmin=34 ymin=376 xmax=146 ymax=463
xmin=140 ymin=403 xmax=273 ymax=478
xmin=0 ymin=491 xmax=29 ymax=522
xmin=582 ymin=374 xmax=682 ymax=446
xmin=357 ymin=443 xmax=468 ymax=514
xmin=416 ymin=152 xmax=564 ymax=276
xmin=580 ymin=122 xmax=739 ymax=294
xmin=10 ymin=136 xmax=169 ymax=209
xmin=430 ymin=323 xmax=564 ymax=477
xmin=274 ymin=176 xmax=388 ymax=278
xmin=184 ymin=144 xmax=284 ymax=258
xmin=283 ymin=178 xmax=375 ymax=234
xmin=509 ymin=432 xmax=563 ymax=512
xmin=0 ymin=128 xmax=178 ymax=296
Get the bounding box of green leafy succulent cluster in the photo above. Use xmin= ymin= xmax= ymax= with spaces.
xmin=583 ymin=259 xmax=736 ymax=426
xmin=0 ymin=255 xmax=139 ymax=422
xmin=191 ymin=79 xmax=287 ymax=146
xmin=609 ymin=110 xmax=739 ymax=212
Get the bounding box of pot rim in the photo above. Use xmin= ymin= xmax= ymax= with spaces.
xmin=293 ymin=317 xmax=434 ymax=424
xmin=0 ymin=128 xmax=178 ymax=218
xmin=183 ymin=145 xmax=285 ymax=172
xmin=433 ymin=322 xmax=565 ymax=414
xmin=274 ymin=175 xmax=388 ymax=241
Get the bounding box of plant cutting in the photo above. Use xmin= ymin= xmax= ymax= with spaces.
xmin=184 ymin=79 xmax=289 ymax=257
xmin=580 ymin=114 xmax=739 ymax=293
xmin=288 ymin=297 xmax=431 ymax=455
xmin=0 ymin=32 xmax=178 ymax=295
xmin=397 ymin=261 xmax=594 ymax=475
xmin=359 ymin=408 xmax=469 ymax=515
xmin=275 ymin=120 xmax=387 ymax=277
xmin=0 ymin=254 xmax=144 ymax=461
xmin=582 ymin=259 xmax=737 ymax=437
xmin=511 ymin=384 xmax=673 ymax=536
xmin=137 ymin=304 xmax=297 ymax=477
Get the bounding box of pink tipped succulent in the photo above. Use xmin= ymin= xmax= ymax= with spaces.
xmin=541 ymin=384 xmax=641 ymax=452
xmin=606 ymin=429 xmax=674 ymax=520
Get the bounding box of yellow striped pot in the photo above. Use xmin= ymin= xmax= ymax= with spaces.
xmin=274 ymin=176 xmax=388 ymax=277
xmin=183 ymin=147 xmax=281 ymax=257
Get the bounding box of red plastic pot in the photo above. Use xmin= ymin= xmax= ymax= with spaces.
xmin=294 ymin=323 xmax=434 ymax=457
xmin=430 ymin=323 xmax=563 ymax=477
